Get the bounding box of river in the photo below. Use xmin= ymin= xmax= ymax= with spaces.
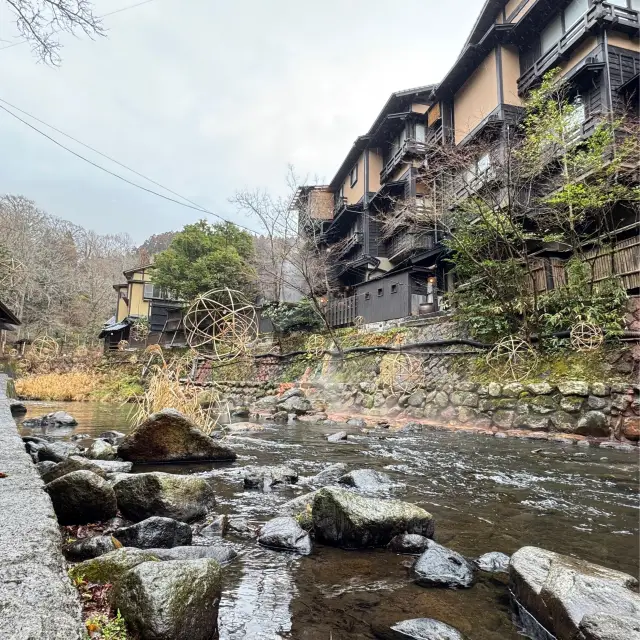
xmin=17 ymin=401 xmax=640 ymax=640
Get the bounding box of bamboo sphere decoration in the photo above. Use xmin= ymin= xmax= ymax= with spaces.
xmin=130 ymin=318 xmax=150 ymax=342
xmin=117 ymin=340 xmax=129 ymax=351
xmin=354 ymin=315 xmax=365 ymax=328
xmin=183 ymin=288 xmax=257 ymax=361
xmin=486 ymin=336 xmax=537 ymax=381
xmin=570 ymin=322 xmax=604 ymax=352
xmin=306 ymin=334 xmax=326 ymax=358
xmin=28 ymin=335 xmax=59 ymax=361
xmin=379 ymin=352 xmax=425 ymax=393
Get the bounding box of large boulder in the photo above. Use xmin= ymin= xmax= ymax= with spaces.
xmin=327 ymin=431 xmax=347 ymax=443
xmin=118 ymin=409 xmax=237 ymax=463
xmin=278 ymin=396 xmax=312 ymax=414
xmin=63 ymin=536 xmax=120 ymax=562
xmin=244 ymin=465 xmax=298 ymax=490
xmin=87 ymin=459 xmax=133 ymax=474
xmin=199 ymin=515 xmax=228 ymax=538
xmin=98 ymin=430 xmax=126 ymax=445
xmin=114 ymin=516 xmax=192 ymax=549
xmin=113 ymin=472 xmax=216 ymax=522
xmin=45 ymin=470 xmax=117 ymax=525
xmin=412 ymin=540 xmax=475 ymax=588
xmin=112 ymin=559 xmax=223 ymax=640
xmin=146 ymin=545 xmax=237 ymax=565
xmin=86 ymin=438 xmax=117 ymax=460
xmin=225 ymin=422 xmax=264 ymax=434
xmin=40 ymin=456 xmax=107 ymax=484
xmin=303 ymin=463 xmax=348 ymax=486
xmin=37 ymin=441 xmax=81 ymax=463
xmin=9 ymin=399 xmax=27 ymax=415
xmin=68 ymin=547 xmax=160 ymax=583
xmin=257 ymin=517 xmax=312 ymax=555
xmin=312 ymin=487 xmax=434 ymax=548
xmin=279 ymin=490 xmax=319 ymax=529
xmin=509 ymin=546 xmax=640 ymax=640
xmin=338 ymin=469 xmax=392 ymax=491
xmin=575 ymin=411 xmax=609 ymax=437
xmin=372 ymin=618 xmax=466 ymax=640
xmin=579 ymin=613 xmax=640 ymax=640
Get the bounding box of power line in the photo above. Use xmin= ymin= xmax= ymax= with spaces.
xmin=0 ymin=0 xmax=163 ymax=52
xmin=0 ymin=101 xmax=259 ymax=234
xmin=0 ymin=95 xmax=224 ymax=219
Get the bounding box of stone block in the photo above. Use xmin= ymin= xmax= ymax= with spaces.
xmin=526 ymin=382 xmax=554 ymax=395
xmin=434 ymin=391 xmax=449 ymax=408
xmin=488 ymin=382 xmax=502 ymax=397
xmin=549 ymin=411 xmax=578 ymax=433
xmin=557 ymin=381 xmax=589 ymax=396
xmin=560 ymin=396 xmax=584 ymax=414
xmin=587 ymin=395 xmax=607 ymax=410
xmin=457 ymin=407 xmax=479 ymax=423
xmin=529 ymin=395 xmax=558 ymax=414
xmin=514 ymin=415 xmax=550 ymax=431
xmin=492 ymin=410 xmax=515 ymax=429
xmin=407 ymin=390 xmax=426 ymax=408
xmin=450 ymin=391 xmax=479 ymax=408
xmin=457 ymin=382 xmax=478 ymax=392
xmin=503 ymin=383 xmax=524 ymax=397
xmin=590 ymin=382 xmax=610 ymax=397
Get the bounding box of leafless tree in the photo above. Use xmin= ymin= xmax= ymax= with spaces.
xmin=3 ymin=0 xmax=104 ymax=64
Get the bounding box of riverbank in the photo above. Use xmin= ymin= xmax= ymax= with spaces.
xmin=0 ymin=374 xmax=85 ymax=639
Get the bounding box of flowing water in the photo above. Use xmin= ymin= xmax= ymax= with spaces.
xmin=17 ymin=401 xmax=640 ymax=640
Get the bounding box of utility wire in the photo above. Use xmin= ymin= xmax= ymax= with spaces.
xmin=0 ymin=95 xmax=230 ymax=221
xmin=0 ymin=102 xmax=259 ymax=234
xmin=0 ymin=0 xmax=163 ymax=52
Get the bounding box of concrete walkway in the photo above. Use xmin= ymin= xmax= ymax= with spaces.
xmin=0 ymin=374 xmax=85 ymax=640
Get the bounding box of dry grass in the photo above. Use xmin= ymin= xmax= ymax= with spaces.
xmin=132 ymin=347 xmax=223 ymax=435
xmin=15 ymin=372 xmax=101 ymax=401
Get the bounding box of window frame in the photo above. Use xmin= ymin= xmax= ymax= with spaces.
xmin=377 ymin=287 xmax=384 ymax=297
xmin=350 ymin=164 xmax=358 ymax=188
xmin=390 ymin=283 xmax=398 ymax=294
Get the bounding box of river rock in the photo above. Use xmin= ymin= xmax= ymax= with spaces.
xmin=557 ymin=381 xmax=589 ymax=397
xmin=98 ymin=430 xmax=126 ymax=445
xmin=388 ymin=533 xmax=430 ymax=554
xmin=114 ymin=516 xmax=192 ymax=549
xmin=69 ymin=547 xmax=160 ymax=583
xmin=327 ymin=431 xmax=348 ymax=442
xmin=35 ymin=460 xmax=58 ymax=477
xmin=37 ymin=441 xmax=81 ymax=463
xmin=147 ymin=544 xmax=237 ymax=565
xmin=40 ymin=456 xmax=107 ymax=484
xmin=347 ymin=418 xmax=367 ymax=428
xmin=199 ymin=515 xmax=228 ymax=538
xmin=45 ymin=470 xmax=117 ymax=525
xmin=22 ymin=411 xmax=77 ymax=428
xmin=88 ymin=459 xmax=133 ymax=473
xmin=244 ymin=465 xmax=298 ymax=490
xmin=372 ymin=618 xmax=467 ymax=640
xmin=575 ymin=411 xmax=609 ymax=437
xmin=63 ymin=535 xmax=120 ymax=561
xmin=304 ymin=463 xmax=348 ymax=486
xmin=413 ymin=540 xmax=475 ymax=588
xmin=225 ymin=422 xmax=264 ymax=434
xmin=112 ymin=558 xmax=222 ymax=640
xmin=281 ymin=388 xmax=304 ymax=401
xmin=279 ymin=491 xmax=319 ymax=529
xmin=9 ymin=399 xmax=27 ymax=415
xmin=312 ymin=487 xmax=434 ymax=548
xmin=86 ymin=438 xmax=117 ymax=460
xmin=113 ymin=472 xmax=216 ymax=522
xmin=118 ymin=408 xmax=237 ymax=463
xmin=509 ymin=546 xmax=640 ymax=640
xmin=338 ymin=468 xmax=392 ymax=490
xmin=475 ymin=552 xmax=510 ymax=574
xmin=257 ymin=516 xmax=312 ymax=555
xmin=278 ymin=396 xmax=312 ymax=414
xmin=579 ymin=612 xmax=640 ymax=640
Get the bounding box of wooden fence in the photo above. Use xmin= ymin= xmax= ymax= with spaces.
xmin=326 ymin=295 xmax=358 ymax=328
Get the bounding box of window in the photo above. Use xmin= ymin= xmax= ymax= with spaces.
xmin=541 ymin=14 xmax=562 ymax=53
xmin=350 ymin=164 xmax=358 ymax=187
xmin=476 ymin=153 xmax=491 ymax=174
xmin=565 ymin=0 xmax=588 ymax=28
xmin=364 ymin=292 xmax=371 ymax=301
xmin=391 ymin=284 xmax=398 ymax=294
xmin=377 ymin=287 xmax=384 ymax=297
xmin=415 ymin=123 xmax=426 ymax=143
xmin=143 ymin=283 xmax=154 ymax=299
xmin=143 ymin=284 xmax=172 ymax=300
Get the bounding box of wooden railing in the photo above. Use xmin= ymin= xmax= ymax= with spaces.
xmin=387 ymin=232 xmax=435 ymax=262
xmin=325 ymin=295 xmax=358 ymax=328
xmin=518 ymin=3 xmax=639 ymax=94
xmin=334 ymin=231 xmax=363 ymax=259
xmin=381 ymin=139 xmax=428 ymax=183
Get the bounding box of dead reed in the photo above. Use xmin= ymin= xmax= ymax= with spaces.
xmin=14 ymin=372 xmax=101 ymax=401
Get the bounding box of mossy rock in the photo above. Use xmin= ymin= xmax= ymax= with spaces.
xmin=69 ymin=548 xmax=159 ymax=584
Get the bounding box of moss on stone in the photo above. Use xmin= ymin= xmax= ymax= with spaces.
xmin=68 ymin=548 xmax=159 ymax=584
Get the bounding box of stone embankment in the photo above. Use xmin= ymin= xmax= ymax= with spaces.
xmin=208 ymin=378 xmax=640 ymax=447
xmin=0 ymin=374 xmax=85 ymax=640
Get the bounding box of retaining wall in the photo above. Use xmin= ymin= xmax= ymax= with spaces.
xmin=0 ymin=374 xmax=85 ymax=640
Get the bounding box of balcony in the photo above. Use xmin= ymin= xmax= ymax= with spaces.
xmin=518 ymin=3 xmax=639 ymax=95
xmin=387 ymin=232 xmax=435 ymax=262
xmin=381 ymin=139 xmax=428 ymax=183
xmin=333 ymin=231 xmax=363 ymax=260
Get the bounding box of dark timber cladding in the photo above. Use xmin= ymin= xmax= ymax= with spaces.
xmin=0 ymin=299 xmax=20 ymax=331
xmin=0 ymin=374 xmax=85 ymax=639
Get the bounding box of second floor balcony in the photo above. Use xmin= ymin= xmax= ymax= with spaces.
xmin=381 ymin=139 xmax=428 ymax=184
xmin=332 ymin=231 xmax=364 ymax=260
xmin=387 ymin=231 xmax=435 ymax=262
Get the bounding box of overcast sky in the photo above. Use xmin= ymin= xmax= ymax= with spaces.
xmin=0 ymin=0 xmax=482 ymax=243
